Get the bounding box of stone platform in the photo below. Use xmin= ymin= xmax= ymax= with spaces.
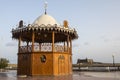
xmin=0 ymin=70 xmax=120 ymax=80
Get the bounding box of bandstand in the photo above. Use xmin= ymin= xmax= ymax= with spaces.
xmin=12 ymin=8 xmax=78 ymax=76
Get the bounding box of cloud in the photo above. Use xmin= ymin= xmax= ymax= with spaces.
xmin=100 ymin=35 xmax=110 ymax=42
xmin=100 ymin=35 xmax=120 ymax=44
xmin=0 ymin=36 xmax=4 ymax=40
xmin=6 ymin=42 xmax=17 ymax=47
xmin=83 ymin=42 xmax=89 ymax=46
xmin=72 ymin=44 xmax=79 ymax=47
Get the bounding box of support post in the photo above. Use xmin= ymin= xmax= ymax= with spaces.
xmin=112 ymin=55 xmax=115 ymax=67
xmin=17 ymin=35 xmax=21 ymax=75
xmin=52 ymin=32 xmax=55 ymax=52
xmin=70 ymin=37 xmax=72 ymax=54
xmin=52 ymin=32 xmax=55 ymax=75
xmin=67 ymin=35 xmax=69 ymax=53
xmin=18 ymin=36 xmax=21 ymax=53
xmin=32 ymin=31 xmax=35 ymax=52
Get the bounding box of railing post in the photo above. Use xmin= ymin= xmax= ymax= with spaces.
xmin=27 ymin=42 xmax=29 ymax=52
xmin=64 ymin=42 xmax=65 ymax=52
xmin=39 ymin=43 xmax=41 ymax=52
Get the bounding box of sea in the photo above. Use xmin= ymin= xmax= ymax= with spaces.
xmin=0 ymin=70 xmax=120 ymax=80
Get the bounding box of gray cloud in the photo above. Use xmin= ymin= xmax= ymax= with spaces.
xmin=83 ymin=42 xmax=89 ymax=46
xmin=72 ymin=44 xmax=80 ymax=48
xmin=6 ymin=42 xmax=17 ymax=47
xmin=0 ymin=36 xmax=4 ymax=40
xmin=100 ymin=35 xmax=110 ymax=42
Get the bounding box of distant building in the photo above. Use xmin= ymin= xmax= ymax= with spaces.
xmin=77 ymin=58 xmax=93 ymax=64
xmin=6 ymin=64 xmax=17 ymax=69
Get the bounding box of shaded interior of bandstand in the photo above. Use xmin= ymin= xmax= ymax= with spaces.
xmin=17 ymin=30 xmax=73 ymax=76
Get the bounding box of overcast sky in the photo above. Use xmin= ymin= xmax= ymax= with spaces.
xmin=0 ymin=0 xmax=120 ymax=64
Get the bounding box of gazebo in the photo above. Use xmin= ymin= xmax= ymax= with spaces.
xmin=12 ymin=10 xmax=78 ymax=76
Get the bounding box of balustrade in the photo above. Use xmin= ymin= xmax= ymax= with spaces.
xmin=19 ymin=44 xmax=68 ymax=53
xmin=19 ymin=45 xmax=32 ymax=53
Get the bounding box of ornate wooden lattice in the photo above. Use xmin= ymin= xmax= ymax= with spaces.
xmin=19 ymin=43 xmax=68 ymax=53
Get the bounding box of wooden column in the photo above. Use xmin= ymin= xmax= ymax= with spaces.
xmin=18 ymin=35 xmax=21 ymax=75
xmin=69 ymin=37 xmax=72 ymax=73
xmin=52 ymin=32 xmax=55 ymax=52
xmin=31 ymin=31 xmax=35 ymax=75
xmin=70 ymin=37 xmax=72 ymax=54
xmin=52 ymin=32 xmax=55 ymax=75
xmin=18 ymin=35 xmax=21 ymax=53
xmin=32 ymin=31 xmax=35 ymax=52
xmin=67 ymin=35 xmax=69 ymax=53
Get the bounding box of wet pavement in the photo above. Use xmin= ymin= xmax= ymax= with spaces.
xmin=0 ymin=70 xmax=120 ymax=80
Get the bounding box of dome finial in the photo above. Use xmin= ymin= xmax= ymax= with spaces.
xmin=44 ymin=1 xmax=48 ymax=14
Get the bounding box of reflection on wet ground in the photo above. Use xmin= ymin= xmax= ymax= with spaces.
xmin=0 ymin=70 xmax=120 ymax=80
